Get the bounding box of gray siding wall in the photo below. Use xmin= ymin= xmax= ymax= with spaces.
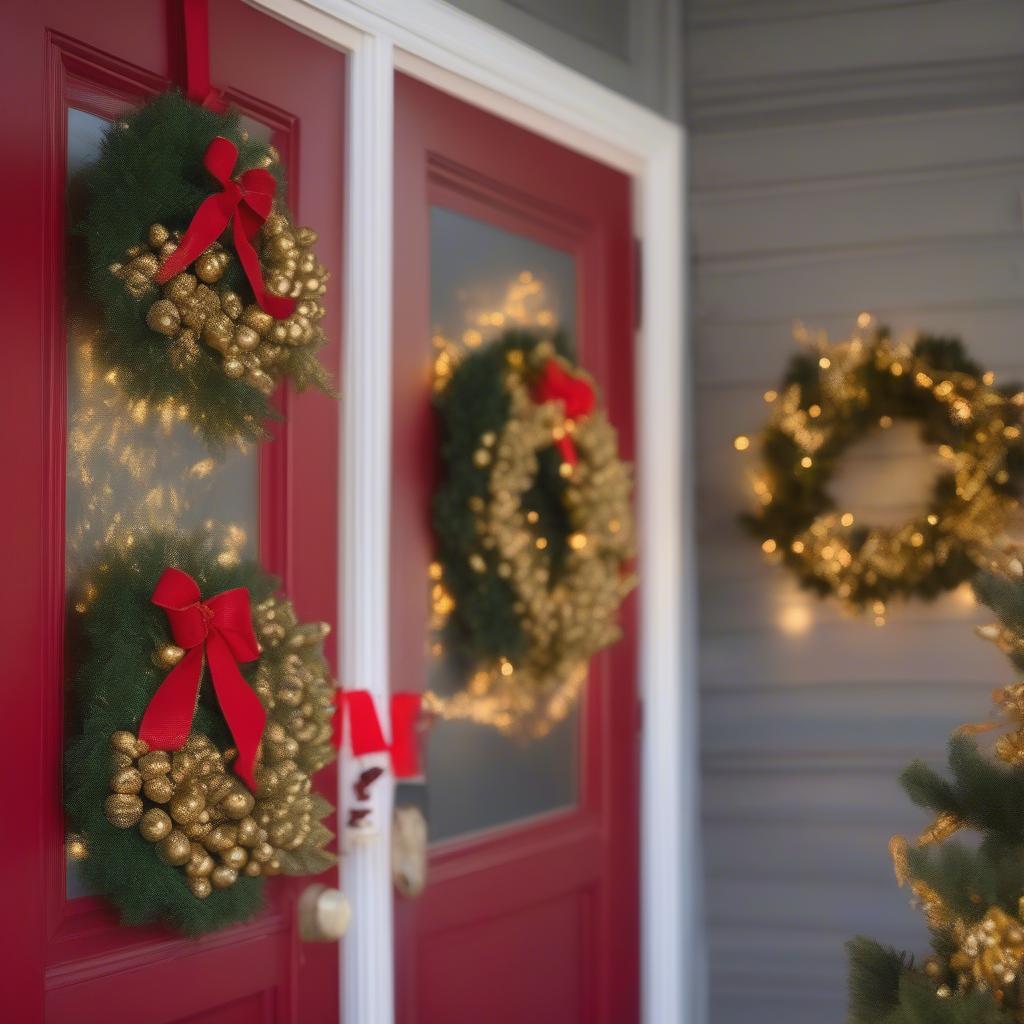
xmin=687 ymin=1 xmax=1024 ymax=1021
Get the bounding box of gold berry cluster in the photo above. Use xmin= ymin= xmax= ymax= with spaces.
xmin=102 ymin=596 xmax=338 ymax=896
xmin=110 ymin=210 xmax=327 ymax=394
xmin=103 ymin=730 xmax=280 ymax=899
xmin=250 ymin=596 xmax=337 ymax=875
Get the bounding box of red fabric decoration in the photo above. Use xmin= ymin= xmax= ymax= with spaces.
xmin=532 ymin=359 xmax=597 ymax=466
xmin=138 ymin=568 xmax=265 ymax=789
xmin=332 ymin=690 xmax=423 ymax=779
xmin=389 ymin=694 xmax=423 ymax=779
xmin=344 ymin=690 xmax=388 ymax=756
xmin=153 ymin=136 xmax=295 ymax=319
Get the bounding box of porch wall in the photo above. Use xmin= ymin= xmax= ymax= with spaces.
xmin=685 ymin=2 xmax=1024 ymax=1021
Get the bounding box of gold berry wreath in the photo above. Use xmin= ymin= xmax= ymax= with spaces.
xmin=64 ymin=530 xmax=336 ymax=935
xmin=737 ymin=322 xmax=1024 ymax=618
xmin=428 ymin=332 xmax=635 ymax=738
xmin=79 ymin=92 xmax=332 ymax=447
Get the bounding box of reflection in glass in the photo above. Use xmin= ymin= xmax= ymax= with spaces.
xmin=64 ymin=109 xmax=259 ymax=896
xmin=426 ymin=206 xmax=580 ymax=844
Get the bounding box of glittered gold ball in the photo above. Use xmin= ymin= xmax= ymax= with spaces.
xmin=188 ymin=877 xmax=213 ymax=899
xmin=203 ymin=313 xmax=234 ymax=352
xmin=251 ymin=841 xmax=274 ymax=864
xmin=165 ymin=273 xmax=197 ymax=304
xmin=244 ymin=861 xmax=262 ymax=878
xmin=169 ymin=788 xmax=205 ymax=825
xmin=221 ymin=290 xmax=243 ymax=319
xmin=195 ymin=252 xmax=224 ymax=284
xmin=221 ymin=845 xmax=249 ymax=871
xmin=148 ymin=223 xmax=170 ymax=249
xmin=152 ymin=644 xmax=185 ymax=669
xmin=139 ymin=807 xmax=173 ymax=843
xmin=65 ymin=833 xmax=89 ymax=861
xmin=211 ymin=865 xmax=238 ymax=890
xmin=234 ymin=324 xmax=260 ymax=352
xmin=236 ymin=817 xmax=262 ymax=847
xmin=146 ymin=299 xmax=181 ymax=337
xmin=247 ymin=368 xmax=274 ymax=395
xmin=242 ymin=306 xmax=274 ymax=337
xmin=109 ymin=767 xmax=143 ymax=795
xmin=219 ymin=790 xmax=255 ymax=820
xmin=186 ymin=848 xmax=215 ymax=879
xmin=157 ymin=830 xmax=192 ymax=866
xmin=137 ymin=750 xmax=172 ymax=779
xmin=264 ymin=858 xmax=282 ymax=877
xmin=204 ymin=823 xmax=238 ymax=853
xmin=104 ymin=793 xmax=143 ymax=829
xmin=110 ymin=731 xmax=140 ymax=757
xmin=263 ymin=213 xmax=286 ymax=237
xmin=223 ymin=358 xmax=245 ymax=379
xmin=143 ymin=776 xmax=174 ymax=803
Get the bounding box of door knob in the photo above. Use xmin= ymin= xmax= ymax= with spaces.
xmin=298 ymin=884 xmax=351 ymax=941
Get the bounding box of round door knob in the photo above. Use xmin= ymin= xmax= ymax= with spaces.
xmin=298 ymin=884 xmax=351 ymax=942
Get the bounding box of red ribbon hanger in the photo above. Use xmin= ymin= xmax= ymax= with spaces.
xmin=153 ymin=136 xmax=295 ymax=319
xmin=182 ymin=0 xmax=215 ymax=106
xmin=138 ymin=568 xmax=266 ymax=790
xmin=333 ymin=690 xmax=423 ymax=779
xmin=532 ymin=359 xmax=597 ymax=466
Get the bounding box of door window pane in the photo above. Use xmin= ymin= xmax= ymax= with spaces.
xmin=64 ymin=109 xmax=259 ymax=896
xmin=426 ymin=206 xmax=580 ymax=843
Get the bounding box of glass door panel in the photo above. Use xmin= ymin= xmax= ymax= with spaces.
xmin=426 ymin=205 xmax=580 ymax=843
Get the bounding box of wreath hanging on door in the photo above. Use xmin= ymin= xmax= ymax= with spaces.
xmin=737 ymin=325 xmax=1024 ymax=616
xmin=428 ymin=332 xmax=635 ymax=738
xmin=64 ymin=529 xmax=337 ymax=934
xmin=78 ymin=92 xmax=333 ymax=447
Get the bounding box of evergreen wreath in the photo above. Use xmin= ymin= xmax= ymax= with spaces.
xmin=428 ymin=331 xmax=635 ymax=737
xmin=738 ymin=326 xmax=1024 ymax=615
xmin=78 ymin=92 xmax=332 ymax=447
xmin=64 ymin=529 xmax=336 ymax=935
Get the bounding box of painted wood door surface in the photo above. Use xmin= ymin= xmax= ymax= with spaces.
xmin=4 ymin=2 xmax=344 ymax=1020
xmin=391 ymin=74 xmax=640 ymax=1024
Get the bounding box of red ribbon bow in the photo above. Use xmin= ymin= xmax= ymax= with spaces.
xmin=138 ymin=568 xmax=266 ymax=790
xmin=532 ymin=359 xmax=596 ymax=466
xmin=153 ymin=136 xmax=295 ymax=320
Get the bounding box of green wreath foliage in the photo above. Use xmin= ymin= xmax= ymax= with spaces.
xmin=64 ymin=530 xmax=275 ymax=934
xmin=77 ymin=91 xmax=329 ymax=447
xmin=741 ymin=330 xmax=1024 ymax=610
xmin=432 ymin=331 xmax=576 ymax=663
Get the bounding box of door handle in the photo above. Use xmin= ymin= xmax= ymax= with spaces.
xmin=298 ymin=884 xmax=351 ymax=941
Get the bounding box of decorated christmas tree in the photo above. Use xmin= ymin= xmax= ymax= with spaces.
xmin=848 ymin=554 xmax=1024 ymax=1022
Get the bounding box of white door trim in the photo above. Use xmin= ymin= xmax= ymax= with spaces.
xmin=248 ymin=4 xmax=696 ymax=1023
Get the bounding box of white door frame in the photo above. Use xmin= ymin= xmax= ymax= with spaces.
xmin=249 ymin=3 xmax=697 ymax=1022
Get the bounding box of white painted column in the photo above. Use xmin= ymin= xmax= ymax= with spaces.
xmin=340 ymin=30 xmax=396 ymax=1024
xmin=637 ymin=127 xmax=699 ymax=1024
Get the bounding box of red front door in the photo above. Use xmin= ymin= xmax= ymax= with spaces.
xmin=5 ymin=2 xmax=344 ymax=1020
xmin=391 ymin=75 xmax=639 ymax=1024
